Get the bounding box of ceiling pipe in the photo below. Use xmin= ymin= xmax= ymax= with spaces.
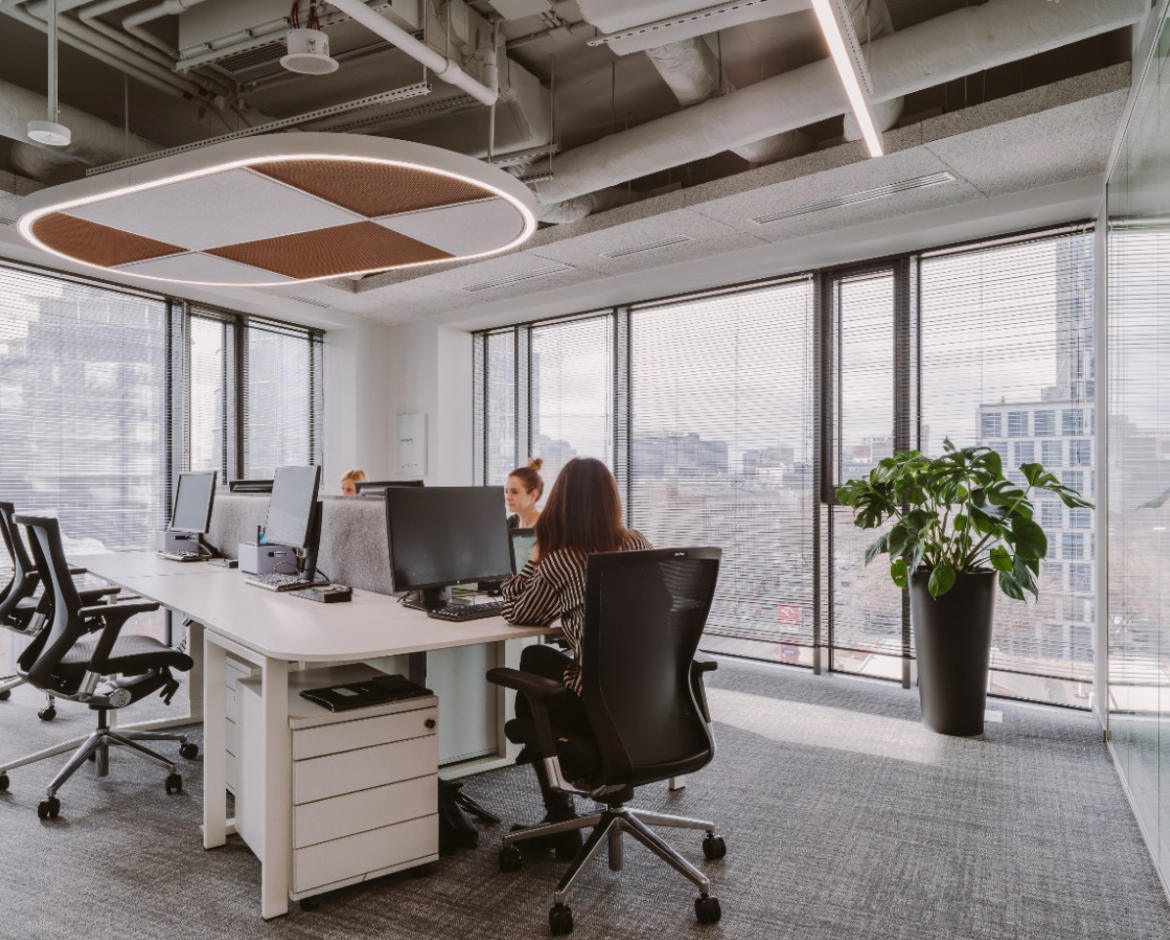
xmin=123 ymin=0 xmax=209 ymax=60
xmin=0 ymin=76 xmax=158 ymax=179
xmin=0 ymin=0 xmax=214 ymax=101
xmin=326 ymin=0 xmax=499 ymax=107
xmin=532 ymin=0 xmax=1144 ymax=206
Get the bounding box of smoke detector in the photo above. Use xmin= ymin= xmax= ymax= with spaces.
xmin=280 ymin=28 xmax=338 ymax=75
xmin=27 ymin=120 xmax=71 ymax=147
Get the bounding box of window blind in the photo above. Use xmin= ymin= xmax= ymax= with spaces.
xmin=186 ymin=313 xmax=231 ymax=477
xmin=481 ymin=329 xmax=518 ymax=487
xmin=918 ymin=229 xmax=1095 ymax=692
xmin=628 ymin=279 xmax=816 ymax=647
xmin=0 ymin=264 xmax=170 ymax=672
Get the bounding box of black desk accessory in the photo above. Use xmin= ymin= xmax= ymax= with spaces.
xmin=299 ymin=674 xmax=431 ymax=712
xmin=291 ymin=583 xmax=353 ymax=603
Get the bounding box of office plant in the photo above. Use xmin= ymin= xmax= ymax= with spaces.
xmin=835 ymin=440 xmax=1092 ymax=736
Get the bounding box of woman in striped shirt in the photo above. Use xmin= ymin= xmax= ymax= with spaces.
xmin=502 ymin=456 xmax=650 ymax=849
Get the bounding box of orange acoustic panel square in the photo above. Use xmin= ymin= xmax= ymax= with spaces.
xmin=206 ymin=221 xmax=454 ymax=279
xmin=252 ymin=160 xmax=492 ymax=218
xmin=31 ymin=212 xmax=184 ymax=267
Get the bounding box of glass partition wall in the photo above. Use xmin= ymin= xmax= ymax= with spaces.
xmin=1106 ymin=7 xmax=1170 ymax=887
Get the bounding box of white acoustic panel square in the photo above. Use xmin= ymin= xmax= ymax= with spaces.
xmin=64 ymin=168 xmax=361 ymax=251
xmin=376 ymin=199 xmax=525 ymax=257
xmin=116 ymin=251 xmax=293 ymax=285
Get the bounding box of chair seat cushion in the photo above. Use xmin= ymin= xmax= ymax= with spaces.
xmin=505 ymin=717 xmax=603 ymax=781
xmin=58 ymin=634 xmax=193 ymax=678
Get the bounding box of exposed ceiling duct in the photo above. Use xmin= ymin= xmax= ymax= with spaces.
xmin=531 ymin=0 xmax=1145 ymax=207
xmin=580 ymin=0 xmax=807 ymax=55
xmin=0 ymin=78 xmax=157 ymax=179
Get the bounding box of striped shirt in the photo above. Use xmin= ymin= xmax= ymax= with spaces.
xmin=501 ymin=530 xmax=652 ymax=695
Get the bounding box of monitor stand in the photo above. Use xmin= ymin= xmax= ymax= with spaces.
xmin=403 ymin=586 xmax=452 ymax=612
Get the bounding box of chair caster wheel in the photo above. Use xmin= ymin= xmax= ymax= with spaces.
xmin=179 ymin=743 xmax=199 ymax=760
xmin=499 ymin=845 xmax=522 ymax=873
xmin=0 ymin=689 xmax=10 ymax=701
xmin=0 ymin=773 xmax=9 ymax=792
xmin=549 ymin=903 xmax=574 ymax=935
xmin=299 ymin=896 xmax=321 ymax=912
xmin=165 ymin=773 xmax=182 ymax=794
xmin=37 ymin=797 xmax=60 ymax=820
xmin=695 ymin=895 xmax=722 ymax=924
xmin=702 ymin=835 xmax=727 ymax=860
xmin=38 ymin=706 xmax=56 ymax=722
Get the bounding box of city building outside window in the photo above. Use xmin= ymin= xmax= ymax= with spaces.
xmin=1070 ymin=563 xmax=1092 ymax=592
xmin=1014 ymin=441 xmax=1035 ymax=465
xmin=1042 ymin=439 xmax=1063 ymax=465
xmin=981 ymin=412 xmax=1003 ymax=437
xmin=1063 ymin=532 xmax=1085 ymax=558
xmin=1069 ymin=507 xmax=1091 ymax=529
xmin=1063 ymin=408 xmax=1084 ymax=435
xmin=1070 ymin=438 xmax=1091 ymax=466
xmin=1042 ymin=502 xmax=1062 ymax=529
xmin=1007 ymin=411 xmax=1029 ymax=437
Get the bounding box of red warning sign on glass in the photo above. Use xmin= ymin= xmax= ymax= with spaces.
xmin=776 ymin=605 xmax=801 ymax=626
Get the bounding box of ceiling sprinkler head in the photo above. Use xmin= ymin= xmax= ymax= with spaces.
xmin=27 ymin=120 xmax=71 ymax=147
xmin=281 ymin=28 xmax=339 ymax=75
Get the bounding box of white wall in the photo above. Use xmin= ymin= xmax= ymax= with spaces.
xmin=323 ymin=319 xmax=473 ymax=494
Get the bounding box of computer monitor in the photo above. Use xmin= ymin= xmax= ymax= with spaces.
xmin=169 ymin=471 xmax=217 ymax=534
xmin=265 ymin=466 xmax=321 ymax=551
xmin=229 ymin=479 xmax=274 ymax=494
xmin=355 ymin=479 xmax=425 ymax=494
xmin=509 ymin=527 xmax=537 ymax=573
xmin=385 ymin=486 xmax=513 ymax=610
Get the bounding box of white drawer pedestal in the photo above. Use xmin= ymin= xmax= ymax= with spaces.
xmin=236 ymin=665 xmax=440 ymax=903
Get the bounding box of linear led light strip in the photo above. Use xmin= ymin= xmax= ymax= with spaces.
xmin=603 ymin=235 xmax=694 ymax=259
xmin=22 ymin=153 xmax=538 ymax=288
xmin=750 ymin=172 xmax=955 ymax=225
xmin=464 ymin=264 xmax=572 ymax=293
xmin=810 ymin=0 xmax=884 ymax=158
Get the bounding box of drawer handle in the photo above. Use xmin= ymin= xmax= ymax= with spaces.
xmin=425 ymin=718 xmax=436 ymax=730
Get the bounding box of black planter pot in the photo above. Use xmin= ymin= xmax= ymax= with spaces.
xmin=909 ymin=570 xmax=996 ymax=736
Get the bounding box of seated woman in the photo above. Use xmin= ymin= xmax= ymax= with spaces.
xmin=501 ymin=456 xmax=650 ymax=850
xmin=505 ymin=457 xmax=544 ymax=529
xmin=339 ymin=468 xmax=368 ymax=496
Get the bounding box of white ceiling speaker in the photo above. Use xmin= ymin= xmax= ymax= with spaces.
xmin=281 ymin=28 xmax=339 ymax=75
xmin=27 ymin=120 xmax=71 ymax=147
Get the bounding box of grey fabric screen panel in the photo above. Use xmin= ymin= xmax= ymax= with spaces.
xmin=529 ymin=314 xmax=615 ymax=488
xmin=0 ymin=263 xmax=171 ymax=673
xmin=918 ymin=229 xmax=1096 ymax=693
xmin=241 ymin=318 xmax=324 ymax=479
xmin=628 ymin=278 xmax=816 ymax=647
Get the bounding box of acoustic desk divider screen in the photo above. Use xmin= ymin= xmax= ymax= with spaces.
xmin=207 ymin=494 xmax=395 ymax=595
xmin=170 ymin=471 xmax=217 ymax=534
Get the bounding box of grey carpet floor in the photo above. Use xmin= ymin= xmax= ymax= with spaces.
xmin=0 ymin=658 xmax=1166 ymax=940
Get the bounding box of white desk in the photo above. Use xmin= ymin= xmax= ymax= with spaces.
xmin=71 ymin=551 xmax=552 ymax=919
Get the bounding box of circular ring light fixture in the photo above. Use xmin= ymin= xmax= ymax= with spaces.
xmin=18 ymin=133 xmax=538 ymax=288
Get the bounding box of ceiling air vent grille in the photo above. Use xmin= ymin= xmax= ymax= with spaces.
xmin=283 ymin=295 xmax=333 ymax=309
xmin=751 ymin=172 xmax=956 ymax=226
xmin=463 ymin=264 xmax=572 ymax=293
xmin=215 ymin=40 xmax=287 ymax=76
xmin=602 ymin=235 xmax=694 ymax=259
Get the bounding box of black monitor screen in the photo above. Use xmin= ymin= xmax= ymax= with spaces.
xmin=355 ymin=480 xmax=425 ymax=494
xmin=170 ymin=471 xmax=217 ymax=534
xmin=264 ymin=466 xmax=321 ymax=549
xmin=386 ymin=486 xmax=513 ymax=591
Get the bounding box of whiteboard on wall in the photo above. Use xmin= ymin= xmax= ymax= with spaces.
xmin=397 ymin=413 xmax=426 ymax=476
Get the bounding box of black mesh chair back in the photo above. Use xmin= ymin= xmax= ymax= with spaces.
xmin=580 ymin=546 xmax=721 ymax=789
xmin=14 ymin=515 xmax=92 ymax=693
xmin=0 ymin=501 xmax=38 ymax=624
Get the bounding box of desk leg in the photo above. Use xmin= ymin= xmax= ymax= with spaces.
xmin=260 ymin=656 xmax=291 ymax=920
xmin=186 ymin=620 xmax=204 ymax=721
xmin=203 ymin=636 xmax=228 ymax=850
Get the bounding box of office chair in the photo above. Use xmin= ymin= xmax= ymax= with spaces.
xmin=488 ymin=546 xmax=726 ymax=936
xmin=0 ymin=514 xmax=197 ymax=820
xmin=0 ymin=501 xmax=118 ymax=718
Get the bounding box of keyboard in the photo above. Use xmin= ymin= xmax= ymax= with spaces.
xmin=426 ymin=600 xmax=506 ymax=622
xmin=158 ymin=551 xmax=203 ymax=562
xmin=244 ymin=572 xmax=317 ymax=592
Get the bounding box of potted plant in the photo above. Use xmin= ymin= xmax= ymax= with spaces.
xmin=835 ymin=440 xmax=1093 ymax=736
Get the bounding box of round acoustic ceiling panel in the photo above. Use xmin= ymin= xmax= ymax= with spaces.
xmin=17 ymin=133 xmax=538 ymax=287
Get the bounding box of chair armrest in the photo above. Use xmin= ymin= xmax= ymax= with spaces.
xmin=487 ymin=667 xmax=568 ymax=759
xmin=78 ymin=600 xmax=161 ymax=674
xmin=78 ymin=586 xmax=119 ymax=603
xmin=690 ymin=658 xmax=717 ymax=723
xmin=68 ymin=565 xmax=86 ymax=575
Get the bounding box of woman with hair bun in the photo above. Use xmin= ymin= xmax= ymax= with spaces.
xmin=505 ymin=457 xmax=544 ymax=529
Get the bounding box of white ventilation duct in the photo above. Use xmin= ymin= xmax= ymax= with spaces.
xmin=535 ymin=187 xmax=640 ymax=223
xmin=579 ymin=0 xmax=807 ymax=55
xmin=0 ymin=78 xmax=158 ymax=180
xmin=645 ymin=38 xmax=811 ymax=166
xmin=533 ymin=0 xmax=1144 ymax=206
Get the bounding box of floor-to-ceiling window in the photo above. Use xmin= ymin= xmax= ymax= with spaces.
xmin=474 ymin=223 xmax=1096 ymax=707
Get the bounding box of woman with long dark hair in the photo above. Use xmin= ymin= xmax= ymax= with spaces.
xmin=501 ymin=456 xmax=650 ymax=849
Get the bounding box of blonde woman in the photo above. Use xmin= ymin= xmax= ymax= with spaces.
xmin=339 ymin=468 xmax=368 ymax=496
